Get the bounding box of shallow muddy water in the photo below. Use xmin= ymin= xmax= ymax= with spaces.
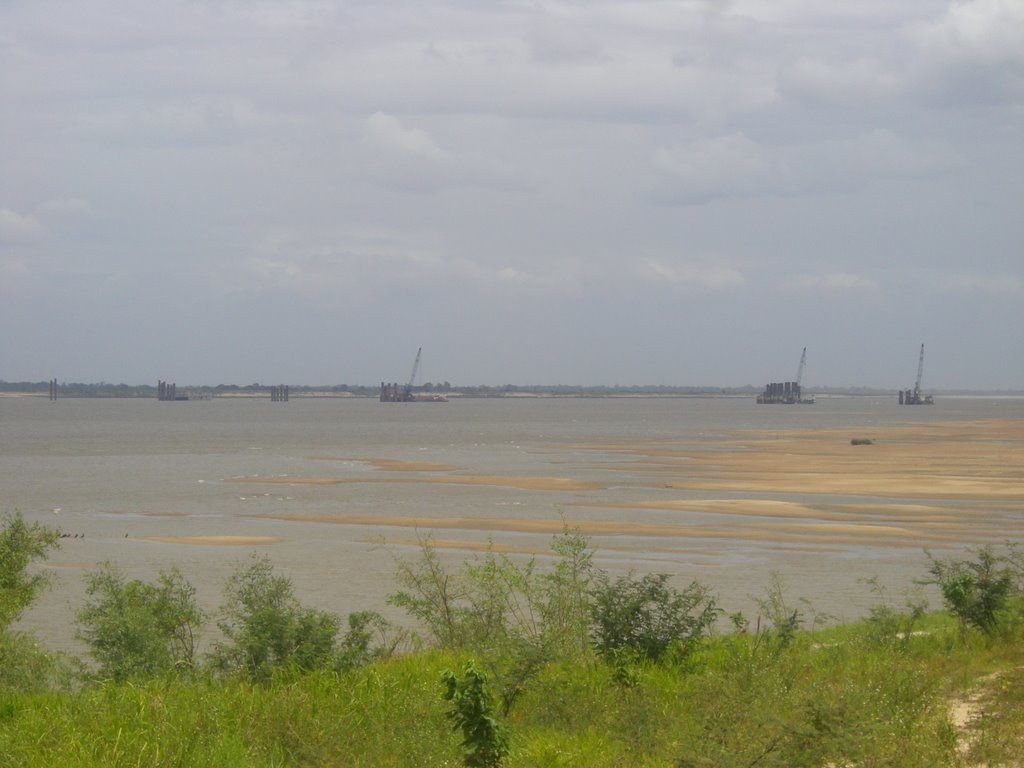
xmin=3 ymin=394 xmax=1022 ymax=653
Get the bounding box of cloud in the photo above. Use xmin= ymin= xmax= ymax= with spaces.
xmin=39 ymin=198 xmax=93 ymax=216
xmin=779 ymin=57 xmax=901 ymax=105
xmin=0 ymin=208 xmax=45 ymax=244
xmin=652 ymin=133 xmax=774 ymax=204
xmin=651 ymin=129 xmax=956 ymax=205
xmin=914 ymin=0 xmax=1024 ymax=62
xmin=786 ymin=273 xmax=880 ymax=293
xmin=1 ymin=0 xmax=1021 ymax=388
xmin=910 ymin=0 xmax=1024 ymax=106
xmin=640 ymin=260 xmax=745 ymax=290
xmin=0 ymin=257 xmax=31 ymax=279
xmin=528 ymin=8 xmax=610 ymax=66
xmin=939 ymin=273 xmax=1022 ymax=295
xmin=362 ymin=112 xmax=450 ymax=160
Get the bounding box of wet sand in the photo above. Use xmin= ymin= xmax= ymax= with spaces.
xmin=225 ymin=472 xmax=601 ymax=492
xmin=226 ymin=419 xmax=1023 ymax=552
xmin=140 ymin=535 xmax=284 ymax=546
xmin=14 ymin=409 xmax=1024 ymax=653
xmin=586 ymin=419 xmax=1024 ymax=501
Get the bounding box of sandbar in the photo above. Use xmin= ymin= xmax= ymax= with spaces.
xmin=250 ymin=513 xmax=973 ymax=549
xmin=225 ymin=474 xmax=600 ymax=491
xmin=306 ymin=457 xmax=460 ymax=472
xmin=227 ymin=418 xmax=1023 ymax=552
xmin=139 ymin=535 xmax=283 ymax=546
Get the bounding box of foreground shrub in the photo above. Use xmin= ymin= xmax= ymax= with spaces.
xmin=389 ymin=527 xmax=595 ymax=661
xmin=0 ymin=629 xmax=73 ymax=692
xmin=442 ymin=660 xmax=509 ymax=768
xmin=209 ymin=555 xmax=340 ymax=680
xmin=0 ymin=511 xmax=60 ymax=630
xmin=389 ymin=527 xmax=598 ymax=713
xmin=76 ymin=565 xmax=204 ymax=681
xmin=926 ymin=546 xmax=1020 ymax=636
xmin=337 ymin=609 xmax=400 ymax=671
xmin=0 ymin=511 xmax=68 ymax=693
xmin=588 ymin=571 xmax=718 ymax=663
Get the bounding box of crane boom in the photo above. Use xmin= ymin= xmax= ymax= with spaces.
xmin=796 ymin=347 xmax=807 ymax=388
xmin=403 ymin=347 xmax=422 ymax=400
xmin=914 ymin=343 xmax=925 ymax=397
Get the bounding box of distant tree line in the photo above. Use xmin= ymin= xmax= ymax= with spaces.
xmin=3 ymin=380 xmax=1020 ymax=398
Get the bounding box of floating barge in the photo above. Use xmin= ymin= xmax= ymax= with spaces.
xmin=756 ymin=381 xmax=814 ymax=404
xmin=898 ymin=344 xmax=934 ymax=405
xmin=756 ymin=347 xmax=814 ymax=404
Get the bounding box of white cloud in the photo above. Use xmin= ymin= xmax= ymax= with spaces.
xmin=651 ymin=129 xmax=956 ymax=204
xmin=940 ymin=273 xmax=1022 ymax=295
xmin=362 ymin=112 xmax=450 ymax=160
xmin=910 ymin=0 xmax=1024 ymax=105
xmin=640 ymin=260 xmax=745 ymax=290
xmin=0 ymin=209 xmax=45 ymax=244
xmin=528 ymin=8 xmax=610 ymax=66
xmin=40 ymin=198 xmax=93 ymax=216
xmin=652 ymin=133 xmax=776 ymax=204
xmin=779 ymin=57 xmax=901 ymax=104
xmin=0 ymin=257 xmax=31 ymax=278
xmin=914 ymin=0 xmax=1024 ymax=61
xmin=1 ymin=0 xmax=1021 ymax=387
xmin=786 ymin=273 xmax=880 ymax=293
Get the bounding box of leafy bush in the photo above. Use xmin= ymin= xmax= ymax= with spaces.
xmin=389 ymin=528 xmax=598 ymax=717
xmin=0 ymin=511 xmax=67 ymax=692
xmin=389 ymin=535 xmax=470 ymax=650
xmin=389 ymin=527 xmax=596 ymax=661
xmin=76 ymin=565 xmax=203 ymax=681
xmin=0 ymin=630 xmax=73 ymax=692
xmin=926 ymin=546 xmax=1020 ymax=636
xmin=860 ymin=575 xmax=928 ymax=649
xmin=441 ymin=660 xmax=509 ymax=768
xmin=337 ymin=610 xmax=399 ymax=671
xmin=535 ymin=525 xmax=594 ymax=656
xmin=208 ymin=555 xmax=340 ymax=680
xmin=588 ymin=571 xmax=718 ymax=663
xmin=0 ymin=511 xmax=60 ymax=630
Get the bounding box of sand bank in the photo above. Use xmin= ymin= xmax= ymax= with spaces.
xmin=218 ymin=418 xmax=1022 ymax=554
xmin=139 ymin=535 xmax=283 ymax=546
xmin=225 ymin=474 xmax=600 ymax=491
xmin=248 ymin=512 xmax=977 ymax=549
xmin=305 ymin=457 xmax=460 ymax=472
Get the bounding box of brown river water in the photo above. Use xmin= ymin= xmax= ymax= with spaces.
xmin=3 ymin=394 xmax=1022 ymax=654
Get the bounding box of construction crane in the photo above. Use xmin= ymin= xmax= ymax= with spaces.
xmin=756 ymin=347 xmax=814 ymax=404
xmin=402 ymin=347 xmax=422 ymax=401
xmin=914 ymin=343 xmax=925 ymax=401
xmin=899 ymin=343 xmax=933 ymax=404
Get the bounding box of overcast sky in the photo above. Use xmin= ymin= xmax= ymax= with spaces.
xmin=2 ymin=0 xmax=1022 ymax=389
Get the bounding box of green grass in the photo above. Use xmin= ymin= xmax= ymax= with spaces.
xmin=3 ymin=614 xmax=1022 ymax=767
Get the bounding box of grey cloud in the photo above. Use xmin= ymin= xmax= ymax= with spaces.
xmin=1 ymin=0 xmax=1021 ymax=388
xmin=650 ymin=129 xmax=958 ymax=205
xmin=786 ymin=273 xmax=880 ymax=293
xmin=0 ymin=208 xmax=45 ymax=243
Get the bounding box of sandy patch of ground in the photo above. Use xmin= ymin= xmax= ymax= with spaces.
xmin=41 ymin=562 xmax=107 ymax=570
xmin=250 ymin=513 xmax=965 ymax=548
xmin=575 ymin=498 xmax=1016 ymax=547
xmin=225 ymin=418 xmax=1024 ymax=552
xmin=376 ymin=537 xmax=551 ymax=555
xmin=305 ymin=457 xmax=460 ymax=472
xmin=225 ymin=474 xmax=599 ymax=491
xmin=585 ymin=418 xmax=1024 ymax=501
xmin=139 ymin=535 xmax=283 ymax=546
